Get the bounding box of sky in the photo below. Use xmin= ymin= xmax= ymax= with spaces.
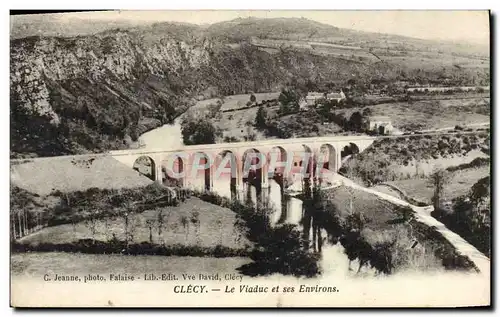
xmin=51 ymin=10 xmax=490 ymax=45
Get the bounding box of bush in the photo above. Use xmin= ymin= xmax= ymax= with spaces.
xmin=432 ymin=176 xmax=491 ymax=257
xmin=237 ymin=224 xmax=320 ymax=278
xmin=12 ymin=239 xmax=249 ymax=257
xmin=181 ymin=111 xmax=223 ymax=145
xmin=446 ymin=157 xmax=489 ymax=173
xmin=341 ymin=132 xmax=489 ymax=184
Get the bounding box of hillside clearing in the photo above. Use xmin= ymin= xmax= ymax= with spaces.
xmin=374 ymin=166 xmax=490 ymax=205
xmin=10 ymin=156 xmax=152 ymax=196
xmin=18 ymin=197 xmax=250 ymax=250
xmin=338 ymin=97 xmax=490 ymax=132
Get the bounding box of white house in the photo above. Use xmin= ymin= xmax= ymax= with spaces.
xmin=305 ymin=92 xmax=324 ymax=106
xmin=326 ymin=90 xmax=346 ymax=102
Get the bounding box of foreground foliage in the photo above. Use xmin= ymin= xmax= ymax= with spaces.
xmin=433 ymin=176 xmax=491 ymax=257
xmin=193 ymin=190 xmax=321 ymax=278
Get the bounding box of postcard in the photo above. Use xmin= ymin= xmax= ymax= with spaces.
xmin=10 ymin=10 xmax=491 ymax=308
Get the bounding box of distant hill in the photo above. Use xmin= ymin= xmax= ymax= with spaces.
xmin=10 ymin=16 xmax=490 ymax=158
xmin=206 ymin=17 xmax=489 ymax=58
xmin=206 ymin=17 xmax=342 ymax=41
xmin=10 ymin=13 xmax=140 ymax=39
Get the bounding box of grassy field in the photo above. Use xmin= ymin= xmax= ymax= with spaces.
xmin=220 ymin=92 xmax=280 ymax=110
xmin=338 ymin=97 xmax=490 ymax=132
xmin=376 ymin=166 xmax=490 ymax=205
xmin=386 ymin=53 xmax=489 ymax=70
xmin=189 ymin=92 xmax=282 ymax=142
xmin=214 ymin=105 xmax=275 ymax=141
xmin=216 ymin=106 xmax=346 ymax=141
xmin=11 ymin=155 xmax=153 ymax=196
xmin=393 ymin=149 xmax=489 ymax=178
xmin=11 ymin=252 xmax=250 ymax=278
xmin=191 ymin=92 xmax=280 ymax=112
xmin=18 ymin=197 xmax=250 ymax=250
xmin=326 ymin=186 xmax=401 ymax=230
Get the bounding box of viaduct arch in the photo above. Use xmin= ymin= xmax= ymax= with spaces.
xmin=112 ymin=135 xmax=375 ymax=198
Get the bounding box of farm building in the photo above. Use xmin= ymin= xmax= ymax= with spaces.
xmin=365 ymin=116 xmax=393 ymax=135
xmin=326 ymin=90 xmax=346 ymax=102
xmin=305 ymin=92 xmax=324 ymax=106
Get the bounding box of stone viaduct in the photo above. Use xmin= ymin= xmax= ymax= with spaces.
xmin=110 ymin=135 xmax=375 ymax=199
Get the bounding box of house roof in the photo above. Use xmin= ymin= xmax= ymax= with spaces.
xmin=306 ymin=95 xmax=321 ymax=100
xmin=307 ymin=92 xmax=324 ymax=97
xmin=326 ymin=93 xmax=343 ymax=99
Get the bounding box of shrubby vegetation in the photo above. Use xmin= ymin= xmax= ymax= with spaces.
xmin=10 ymin=186 xmax=51 ymax=240
xmin=301 ymin=178 xmax=474 ymax=274
xmin=10 ymin=183 xmax=179 ymax=241
xmin=192 ymin=190 xmax=321 ymax=278
xmin=340 ymin=132 xmax=490 ymax=185
xmin=181 ymin=112 xmax=222 ymax=145
xmin=13 ymin=239 xmax=248 ymax=258
xmin=432 ymin=176 xmax=491 ymax=257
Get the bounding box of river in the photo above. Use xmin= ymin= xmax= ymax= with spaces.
xmin=136 ymin=114 xmax=308 ymax=225
xmin=138 ymin=117 xmax=184 ymax=151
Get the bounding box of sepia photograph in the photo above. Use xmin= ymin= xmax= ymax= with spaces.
xmin=9 ymin=9 xmax=491 ymax=308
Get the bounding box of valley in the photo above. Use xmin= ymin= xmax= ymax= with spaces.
xmin=10 ymin=12 xmax=491 ymax=308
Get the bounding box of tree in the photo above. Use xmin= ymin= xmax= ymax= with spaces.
xmin=109 ymin=191 xmax=135 ymax=248
xmin=207 ymin=102 xmax=222 ymax=119
xmin=156 ymin=209 xmax=171 ymax=245
xmin=84 ymin=208 xmax=100 ymax=241
xmin=278 ymin=89 xmax=300 ymax=107
xmin=255 ymin=106 xmax=267 ymax=129
xmin=348 ymin=111 xmax=364 ymax=132
xmin=157 ymin=99 xmax=177 ymax=124
xmin=468 ymin=176 xmax=491 ymax=229
xmin=181 ymin=114 xmax=218 ymax=145
xmin=244 ymin=125 xmax=257 ymax=141
xmin=146 ymin=219 xmax=155 ymax=243
xmin=429 ymin=169 xmax=451 ymax=211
